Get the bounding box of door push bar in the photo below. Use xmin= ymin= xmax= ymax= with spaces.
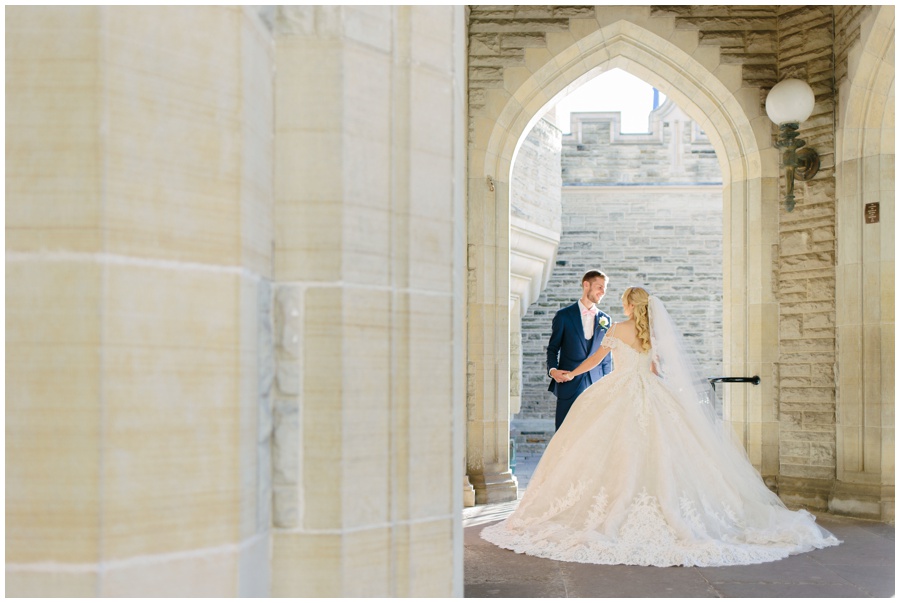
xmin=708 ymin=376 xmax=761 ymax=391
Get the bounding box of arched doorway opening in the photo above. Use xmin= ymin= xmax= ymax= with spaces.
xmin=509 ymin=75 xmax=725 ymax=478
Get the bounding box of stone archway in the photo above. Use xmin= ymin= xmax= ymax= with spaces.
xmin=833 ymin=5 xmax=895 ymax=519
xmin=466 ymin=13 xmax=781 ymax=503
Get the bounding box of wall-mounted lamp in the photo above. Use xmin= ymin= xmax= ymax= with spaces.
xmin=765 ymin=78 xmax=820 ymax=212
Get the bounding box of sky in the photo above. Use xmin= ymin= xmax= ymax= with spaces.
xmin=554 ymin=68 xmax=667 ymax=134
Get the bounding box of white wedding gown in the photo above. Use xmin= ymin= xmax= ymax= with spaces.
xmin=481 ymin=334 xmax=840 ymax=567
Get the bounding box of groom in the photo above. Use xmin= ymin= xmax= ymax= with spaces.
xmin=546 ymin=270 xmax=613 ymax=430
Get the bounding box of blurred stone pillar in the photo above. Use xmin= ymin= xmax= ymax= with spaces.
xmin=6 ymin=6 xmax=274 ymax=596
xmin=270 ymin=6 xmax=467 ymax=596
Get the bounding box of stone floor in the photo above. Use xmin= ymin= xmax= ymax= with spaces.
xmin=464 ymin=455 xmax=895 ymax=598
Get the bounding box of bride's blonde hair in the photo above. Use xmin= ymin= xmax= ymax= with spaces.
xmin=623 ymin=287 xmax=651 ymax=351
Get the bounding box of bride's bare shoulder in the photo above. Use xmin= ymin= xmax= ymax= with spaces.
xmin=614 ymin=320 xmax=638 ymax=336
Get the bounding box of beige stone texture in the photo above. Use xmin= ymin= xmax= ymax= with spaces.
xmin=409 ymin=519 xmax=456 ymax=595
xmin=340 ymin=527 xmax=392 ymax=596
xmin=7 ymin=6 xmax=275 ymax=596
xmin=101 ymin=266 xmax=240 ymax=559
xmin=240 ymin=10 xmax=276 ymax=281
xmin=271 ymin=532 xmax=341 ymax=597
xmin=339 ymin=288 xmax=392 ymax=528
xmin=99 ymin=547 xmax=240 ymax=597
xmin=6 ymin=7 xmax=103 ymax=254
xmin=522 ymin=46 xmax=555 ymax=77
xmin=6 ymin=261 xmax=102 ymax=564
xmin=5 ymin=571 xmax=99 ymax=598
xmin=271 ymin=6 xmax=466 ymax=596
xmin=298 ymin=286 xmax=344 ymax=530
xmin=411 ymin=7 xmax=455 ymax=72
xmin=272 ymin=521 xmax=452 ymax=597
xmin=103 ymin=8 xmax=244 ymax=266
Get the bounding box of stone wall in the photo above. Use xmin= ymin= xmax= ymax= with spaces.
xmin=468 ymin=5 xmax=597 ymax=108
xmin=511 ymin=115 xmax=563 ymax=233
xmin=562 ymin=101 xmax=722 ymax=185
xmin=651 ymin=5 xmax=778 ymax=92
xmin=834 ymin=6 xmax=875 ymax=87
xmin=771 ymin=6 xmax=839 ymax=508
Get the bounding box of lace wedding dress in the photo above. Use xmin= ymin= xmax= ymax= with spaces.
xmin=482 ymin=322 xmax=840 ymax=567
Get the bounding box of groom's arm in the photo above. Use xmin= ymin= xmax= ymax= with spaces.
xmin=546 ymin=309 xmax=565 ymax=377
xmin=599 ymin=348 xmax=613 ymax=374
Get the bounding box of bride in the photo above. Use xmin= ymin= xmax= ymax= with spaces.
xmin=481 ymin=287 xmax=839 ymax=567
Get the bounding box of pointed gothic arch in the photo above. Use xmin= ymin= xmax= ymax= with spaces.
xmin=466 ymin=16 xmax=782 ymax=503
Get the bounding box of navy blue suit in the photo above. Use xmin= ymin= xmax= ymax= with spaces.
xmin=547 ymin=302 xmax=614 ymax=430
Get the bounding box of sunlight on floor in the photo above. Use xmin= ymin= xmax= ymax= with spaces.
xmin=463 ymin=499 xmax=520 ymax=528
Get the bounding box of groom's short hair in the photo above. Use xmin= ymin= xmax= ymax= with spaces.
xmin=582 ymin=270 xmax=607 ymax=284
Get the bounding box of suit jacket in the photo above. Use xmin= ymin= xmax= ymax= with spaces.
xmin=546 ymin=302 xmax=614 ymax=400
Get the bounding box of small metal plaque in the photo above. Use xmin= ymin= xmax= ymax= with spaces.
xmin=865 ymin=202 xmax=880 ymax=224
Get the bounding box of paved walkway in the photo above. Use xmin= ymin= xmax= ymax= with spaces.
xmin=464 ymin=456 xmax=894 ymax=598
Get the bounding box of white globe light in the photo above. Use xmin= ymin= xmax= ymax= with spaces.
xmin=765 ymin=78 xmax=816 ymax=125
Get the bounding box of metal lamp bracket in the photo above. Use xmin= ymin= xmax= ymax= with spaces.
xmin=794 ymin=147 xmax=820 ymax=181
xmin=776 ymin=122 xmax=819 ymax=212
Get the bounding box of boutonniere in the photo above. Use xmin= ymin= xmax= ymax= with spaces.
xmin=598 ymin=316 xmax=610 ymax=330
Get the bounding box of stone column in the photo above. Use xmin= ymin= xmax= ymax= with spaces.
xmin=465 ymin=114 xmax=563 ymax=505
xmin=466 ymin=174 xmax=519 ymax=505
xmin=270 ymin=6 xmax=467 ymax=596
xmin=833 ymin=5 xmax=895 ymax=520
xmin=6 ymin=6 xmax=274 ymax=596
xmin=724 ymin=173 xmax=780 ymax=486
xmin=509 ymin=298 xmax=523 ymax=416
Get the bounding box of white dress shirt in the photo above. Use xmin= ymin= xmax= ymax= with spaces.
xmin=577 ymin=300 xmax=597 ymax=339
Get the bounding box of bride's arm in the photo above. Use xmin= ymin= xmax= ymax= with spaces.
xmin=566 ymin=345 xmax=611 ymax=380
